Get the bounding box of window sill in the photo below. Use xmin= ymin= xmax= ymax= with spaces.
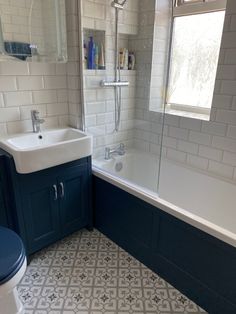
xmin=164 ymin=108 xmax=210 ymax=121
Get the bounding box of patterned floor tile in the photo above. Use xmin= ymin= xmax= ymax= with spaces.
xmin=18 ymin=229 xmax=207 ymax=314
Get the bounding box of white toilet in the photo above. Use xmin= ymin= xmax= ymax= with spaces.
xmin=0 ymin=227 xmax=27 ymax=314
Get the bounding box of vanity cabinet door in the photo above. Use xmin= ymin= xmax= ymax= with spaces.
xmin=58 ymin=165 xmax=89 ymax=237
xmin=0 ymin=154 xmax=13 ymax=228
xmin=20 ymin=177 xmax=60 ymax=254
xmin=0 ymin=180 xmax=8 ymax=227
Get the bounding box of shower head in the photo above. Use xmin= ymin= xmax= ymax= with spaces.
xmin=111 ymin=0 xmax=127 ymax=10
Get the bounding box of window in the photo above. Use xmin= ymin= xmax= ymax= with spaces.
xmin=166 ymin=0 xmax=226 ymax=116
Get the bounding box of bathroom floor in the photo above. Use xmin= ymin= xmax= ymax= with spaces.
xmin=18 ymin=229 xmax=207 ymax=314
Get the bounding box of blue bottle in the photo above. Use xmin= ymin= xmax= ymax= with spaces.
xmin=88 ymin=37 xmax=95 ymax=69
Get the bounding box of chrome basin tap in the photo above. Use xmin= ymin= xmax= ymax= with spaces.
xmin=31 ymin=110 xmax=45 ymax=133
xmin=105 ymin=143 xmax=125 ymax=160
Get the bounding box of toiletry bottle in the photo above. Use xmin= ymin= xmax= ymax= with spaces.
xmin=98 ymin=43 xmax=105 ymax=70
xmin=93 ymin=42 xmax=97 ymax=69
xmin=128 ymin=52 xmax=132 ymax=70
xmin=119 ymin=48 xmax=125 ymax=70
xmin=84 ymin=42 xmax=88 ymax=69
xmin=131 ymin=52 xmax=135 ymax=70
xmin=128 ymin=52 xmax=135 ymax=70
xmin=124 ymin=49 xmax=129 ymax=70
xmin=88 ymin=37 xmax=95 ymax=69
xmin=95 ymin=44 xmax=99 ymax=69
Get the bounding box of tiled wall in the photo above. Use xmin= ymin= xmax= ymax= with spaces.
xmin=0 ymin=0 xmax=67 ymax=58
xmin=82 ymin=0 xmax=139 ymax=157
xmin=1 ymin=0 xmax=236 ymax=184
xmin=133 ymin=0 xmax=236 ymax=183
xmin=1 ymin=0 xmax=47 ymax=54
xmin=66 ymin=0 xmax=82 ymax=128
xmin=133 ymin=0 xmax=166 ymax=155
xmin=0 ymin=0 xmax=43 ymax=46
xmin=0 ymin=61 xmax=68 ymax=136
xmin=42 ymin=0 xmax=67 ymax=59
xmin=0 ymin=0 xmax=82 ymax=137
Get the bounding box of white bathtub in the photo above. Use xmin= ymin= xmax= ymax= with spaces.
xmin=93 ymin=149 xmax=236 ymax=248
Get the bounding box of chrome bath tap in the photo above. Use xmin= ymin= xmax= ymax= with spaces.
xmin=105 ymin=143 xmax=125 ymax=160
xmin=31 ymin=110 xmax=45 ymax=133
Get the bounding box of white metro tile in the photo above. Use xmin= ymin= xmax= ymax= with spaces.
xmin=169 ymin=126 xmax=189 ymax=140
xmin=187 ymin=154 xmax=209 ymax=170
xmin=68 ymin=90 xmax=80 ymax=103
xmin=211 ymin=94 xmax=232 ymax=109
xmin=198 ymin=145 xmax=223 ymax=162
xmin=221 ymin=80 xmax=236 ymax=95
xmin=0 ymin=123 xmax=7 ymax=137
xmin=227 ymin=125 xmax=236 ymax=138
xmin=56 ymin=63 xmax=67 ymax=75
xmin=201 ymin=121 xmax=227 ymax=136
xmin=0 ymin=76 xmax=17 ymax=91
xmin=83 ymin=2 xmax=105 ymax=19
xmin=0 ymin=62 xmax=29 ymax=75
xmin=216 ymin=65 xmax=236 ymax=80
xmin=223 ymin=151 xmax=236 ymax=167
xmin=57 ymin=90 xmax=68 ymax=103
xmin=69 ymin=103 xmax=79 ymax=116
xmin=85 ymin=115 xmax=96 ymax=127
xmin=4 ymin=91 xmax=32 ymax=107
xmin=189 ymin=131 xmax=211 ymax=145
xmin=0 ymin=107 xmax=20 ymax=123
xmin=0 ymin=93 xmax=4 ymax=107
xmin=179 ymin=117 xmax=202 ymax=131
xmin=41 ymin=117 xmax=59 ymax=130
xmin=167 ymin=148 xmax=187 ymax=163
xmin=221 ymin=32 xmax=236 ymax=49
xmin=67 ymin=62 xmax=79 ymax=76
xmin=7 ymin=119 xmax=32 ymax=134
xmin=20 ymin=105 xmax=46 ymax=120
xmin=17 ymin=76 xmax=44 ymax=91
xmin=29 ymin=63 xmax=56 ymax=75
xmin=208 ymin=160 xmax=234 ymax=179
xmin=47 ymin=103 xmax=69 ymax=116
xmin=177 ymin=140 xmax=198 ymax=154
xmin=86 ymin=102 xmax=106 ymax=115
xmin=212 ymin=136 xmax=236 ymax=153
xmin=58 ymin=115 xmax=69 ymax=127
xmin=44 ymin=76 xmax=67 ymax=89
xmin=216 ymin=109 xmax=236 ymax=125
xmin=224 ymin=48 xmax=236 ymax=65
xmin=33 ymin=90 xmax=57 ymax=104
xmin=162 ymin=136 xmax=177 ymax=149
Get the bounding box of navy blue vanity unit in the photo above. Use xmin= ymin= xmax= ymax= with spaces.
xmin=0 ymin=152 xmax=14 ymax=229
xmin=0 ymin=149 xmax=93 ymax=256
xmin=94 ymin=176 xmax=236 ymax=314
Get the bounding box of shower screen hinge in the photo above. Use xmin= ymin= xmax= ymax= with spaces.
xmin=100 ymin=80 xmax=129 ymax=88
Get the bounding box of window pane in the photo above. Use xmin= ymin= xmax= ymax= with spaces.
xmin=167 ymin=11 xmax=225 ymax=109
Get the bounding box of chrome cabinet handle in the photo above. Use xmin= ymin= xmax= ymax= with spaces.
xmin=53 ymin=184 xmax=58 ymax=201
xmin=59 ymin=182 xmax=65 ymax=198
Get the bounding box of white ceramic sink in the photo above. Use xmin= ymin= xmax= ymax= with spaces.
xmin=0 ymin=128 xmax=93 ymax=173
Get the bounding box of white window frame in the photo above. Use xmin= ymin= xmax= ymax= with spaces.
xmin=166 ymin=0 xmax=227 ymax=117
xmin=173 ymin=0 xmax=226 ymax=16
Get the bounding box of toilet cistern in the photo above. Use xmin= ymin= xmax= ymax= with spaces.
xmin=31 ymin=110 xmax=45 ymax=133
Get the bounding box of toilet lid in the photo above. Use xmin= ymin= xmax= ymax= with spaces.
xmin=0 ymin=227 xmax=25 ymax=284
